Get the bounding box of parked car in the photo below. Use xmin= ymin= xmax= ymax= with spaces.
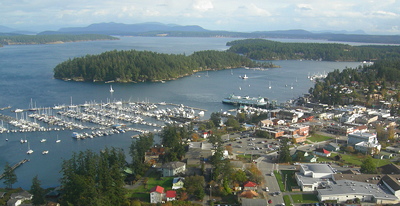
xmin=265 ymin=187 xmax=269 ymax=191
xmin=268 ymin=199 xmax=272 ymax=204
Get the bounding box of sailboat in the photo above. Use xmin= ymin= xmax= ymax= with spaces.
xmin=110 ymin=85 xmax=114 ymax=93
xmin=290 ymin=83 xmax=293 ymax=90
xmin=205 ymin=71 xmax=209 ymax=77
xmin=268 ymin=81 xmax=272 ymax=89
xmin=27 ymin=142 xmax=33 ymax=154
xmin=231 ymin=69 xmax=233 ymax=75
xmin=42 ymin=150 xmax=49 ymax=155
xmin=56 ymin=135 xmax=61 ymax=143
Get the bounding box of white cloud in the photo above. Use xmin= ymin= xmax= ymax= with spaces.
xmin=192 ymin=0 xmax=214 ymax=12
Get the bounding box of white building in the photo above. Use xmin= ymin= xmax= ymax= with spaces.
xmin=347 ymin=131 xmax=378 ymax=146
xmin=317 ymin=180 xmax=398 ymax=204
xmin=295 ymin=164 xmax=336 ymax=191
xmin=160 ymin=161 xmax=186 ymax=177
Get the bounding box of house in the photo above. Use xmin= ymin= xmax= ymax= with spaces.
xmin=172 ymin=177 xmax=185 ymax=189
xmin=260 ymin=119 xmax=274 ymax=127
xmin=313 ymin=148 xmax=331 ymax=157
xmin=243 ymin=181 xmax=258 ymax=191
xmin=186 ymin=142 xmax=213 ymax=165
xmin=165 ymin=190 xmax=177 ymax=201
xmin=9 ymin=190 xmax=32 ymax=201
xmin=160 ymin=161 xmax=186 ymax=177
xmin=150 ymin=186 xmax=165 ymax=204
xmin=277 ymin=110 xmax=298 ymax=123
xmin=324 ymin=143 xmax=340 ymax=152
xmin=292 ymin=150 xmax=318 ymax=163
xmin=354 ymin=141 xmax=381 ymax=154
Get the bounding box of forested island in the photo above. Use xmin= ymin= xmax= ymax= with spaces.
xmin=226 ymin=39 xmax=400 ymax=61
xmin=0 ymin=34 xmax=118 ymax=46
xmin=53 ymin=50 xmax=275 ymax=82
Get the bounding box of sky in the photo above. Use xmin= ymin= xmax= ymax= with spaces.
xmin=1 ymin=0 xmax=399 ymax=34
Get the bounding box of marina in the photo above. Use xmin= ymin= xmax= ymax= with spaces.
xmin=0 ymin=36 xmax=363 ymax=189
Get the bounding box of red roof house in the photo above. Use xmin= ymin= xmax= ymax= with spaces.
xmin=243 ymin=181 xmax=258 ymax=190
xmin=166 ymin=190 xmax=177 ymax=201
xmin=313 ymin=148 xmax=331 ymax=157
xmin=150 ymin=186 xmax=165 ymax=203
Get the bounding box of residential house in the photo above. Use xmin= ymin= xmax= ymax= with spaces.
xmin=324 ymin=143 xmax=340 ymax=152
xmin=150 ymin=186 xmax=165 ymax=204
xmin=313 ymin=148 xmax=331 ymax=157
xmin=160 ymin=162 xmax=186 ymax=177
xmin=7 ymin=199 xmax=22 ymax=206
xmin=292 ymin=150 xmax=318 ymax=163
xmin=354 ymin=141 xmax=381 ymax=154
xmin=186 ymin=142 xmax=213 ymax=165
xmin=172 ymin=177 xmax=185 ymax=189
xmin=166 ymin=190 xmax=177 ymax=202
xmin=243 ymin=181 xmax=258 ymax=191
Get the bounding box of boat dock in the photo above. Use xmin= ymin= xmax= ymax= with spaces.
xmin=0 ymin=159 xmax=29 ymax=180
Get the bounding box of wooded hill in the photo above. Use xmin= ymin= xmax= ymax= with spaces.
xmin=310 ymin=58 xmax=400 ymax=106
xmin=226 ymin=39 xmax=400 ymax=61
xmin=53 ymin=50 xmax=271 ymax=82
xmin=0 ymin=34 xmax=118 ymax=45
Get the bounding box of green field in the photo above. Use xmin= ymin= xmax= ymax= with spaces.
xmin=280 ymin=170 xmax=299 ymax=191
xmin=307 ymin=134 xmax=332 ymax=142
xmin=291 ymin=194 xmax=319 ymax=203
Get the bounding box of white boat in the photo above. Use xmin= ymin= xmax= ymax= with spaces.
xmin=56 ymin=135 xmax=61 ymax=143
xmin=110 ymin=85 xmax=114 ymax=93
xmin=40 ymin=138 xmax=46 ymax=143
xmin=27 ymin=143 xmax=33 ymax=154
xmin=268 ymin=81 xmax=272 ymax=89
xmin=13 ymin=109 xmax=23 ymax=113
xmin=240 ymin=74 xmax=248 ymax=79
xmin=42 ymin=150 xmax=49 ymax=155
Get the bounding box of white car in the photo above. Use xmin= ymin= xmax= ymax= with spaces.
xmin=265 ymin=187 xmax=269 ymax=191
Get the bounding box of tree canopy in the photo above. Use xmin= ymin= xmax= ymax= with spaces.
xmin=227 ymin=39 xmax=400 ymax=61
xmin=53 ymin=49 xmax=270 ymax=82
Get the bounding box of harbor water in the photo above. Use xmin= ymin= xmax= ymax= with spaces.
xmin=0 ymin=37 xmax=362 ymax=189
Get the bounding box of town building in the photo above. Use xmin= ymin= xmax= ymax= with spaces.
xmin=160 ymin=161 xmax=186 ymax=177
xmin=295 ymin=164 xmax=336 ymax=191
xmin=172 ymin=177 xmax=185 ymax=189
xmin=150 ymin=186 xmax=165 ymax=204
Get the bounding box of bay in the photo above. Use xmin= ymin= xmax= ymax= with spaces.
xmin=0 ymin=37 xmax=362 ymax=189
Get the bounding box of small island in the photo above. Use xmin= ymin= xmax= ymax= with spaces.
xmin=0 ymin=34 xmax=118 ymax=46
xmin=53 ymin=50 xmax=276 ymax=83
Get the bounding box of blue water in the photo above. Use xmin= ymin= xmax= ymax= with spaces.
xmin=0 ymin=37 xmax=362 ymax=189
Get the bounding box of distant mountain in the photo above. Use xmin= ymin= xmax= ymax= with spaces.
xmin=0 ymin=25 xmax=16 ymax=33
xmin=312 ymin=30 xmax=366 ymax=35
xmin=39 ymin=22 xmax=209 ymax=35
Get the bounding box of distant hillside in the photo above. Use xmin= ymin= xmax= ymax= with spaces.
xmin=39 ymin=22 xmax=208 ymax=35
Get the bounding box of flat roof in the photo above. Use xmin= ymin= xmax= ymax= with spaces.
xmin=302 ymin=164 xmax=335 ymax=174
xmin=318 ymin=180 xmax=398 ymax=200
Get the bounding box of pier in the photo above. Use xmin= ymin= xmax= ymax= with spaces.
xmin=0 ymin=159 xmax=29 ymax=180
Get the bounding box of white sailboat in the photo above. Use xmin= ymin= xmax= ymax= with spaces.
xmin=27 ymin=142 xmax=33 ymax=154
xmin=268 ymin=81 xmax=272 ymax=89
xmin=40 ymin=138 xmax=46 ymax=143
xmin=42 ymin=150 xmax=49 ymax=155
xmin=56 ymin=135 xmax=61 ymax=143
xmin=110 ymin=85 xmax=114 ymax=93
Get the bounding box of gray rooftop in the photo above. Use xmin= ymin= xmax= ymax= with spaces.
xmin=302 ymin=164 xmax=335 ymax=174
xmin=318 ymin=180 xmax=398 ymax=201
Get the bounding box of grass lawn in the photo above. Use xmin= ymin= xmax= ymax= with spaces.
xmin=283 ymin=195 xmax=292 ymax=206
xmin=316 ymin=152 xmax=392 ymax=168
xmin=280 ymin=170 xmax=299 ymax=191
xmin=308 ymin=134 xmax=332 ymax=142
xmin=291 ymin=194 xmax=319 ymax=203
xmin=274 ymin=171 xmax=285 ymax=191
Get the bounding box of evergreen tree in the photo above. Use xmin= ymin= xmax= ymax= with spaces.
xmin=30 ymin=175 xmax=46 ymax=206
xmin=278 ymin=138 xmax=292 ymax=163
xmin=360 ymin=156 xmax=377 ymax=174
xmin=3 ymin=162 xmax=17 ymax=189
